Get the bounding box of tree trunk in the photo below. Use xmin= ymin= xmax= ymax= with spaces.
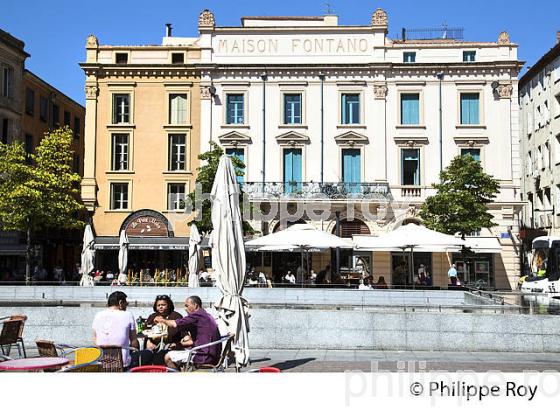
xmin=25 ymin=225 xmax=31 ymax=286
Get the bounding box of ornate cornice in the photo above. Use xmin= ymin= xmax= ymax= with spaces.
xmin=393 ymin=136 xmax=429 ymax=146
xmin=218 ymin=131 xmax=252 ymax=145
xmin=275 ymin=131 xmax=310 ymax=146
xmin=334 ymin=131 xmax=369 ymax=146
xmin=80 ymin=65 xmax=199 ymax=79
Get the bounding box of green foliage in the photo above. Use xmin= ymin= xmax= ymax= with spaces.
xmin=188 ymin=141 xmax=253 ymax=235
xmin=419 ymin=154 xmax=499 ymax=239
xmin=0 ymin=126 xmax=84 ymax=233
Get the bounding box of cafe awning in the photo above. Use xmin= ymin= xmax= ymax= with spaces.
xmin=0 ymin=245 xmax=27 ymax=256
xmin=94 ymin=236 xmax=193 ymax=250
xmin=463 ymin=237 xmax=502 ymax=254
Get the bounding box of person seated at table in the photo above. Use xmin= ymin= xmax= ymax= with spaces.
xmin=284 ymin=271 xmax=296 ymax=285
xmin=134 ymin=295 xmax=185 ymax=366
xmin=358 ymin=278 xmax=372 ymax=290
xmin=92 ymin=291 xmax=139 ymax=369
xmin=374 ymin=276 xmax=388 ymax=289
xmin=155 ymin=295 xmax=221 ymax=370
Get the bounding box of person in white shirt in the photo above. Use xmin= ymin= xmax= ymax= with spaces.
xmin=284 ymin=271 xmax=296 ymax=285
xmin=358 ymin=278 xmax=372 ymax=290
xmin=92 ymin=291 xmax=139 ymax=368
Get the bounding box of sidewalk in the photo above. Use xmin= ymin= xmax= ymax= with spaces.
xmin=244 ymin=349 xmax=560 ymax=372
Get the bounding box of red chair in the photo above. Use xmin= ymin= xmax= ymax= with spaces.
xmin=129 ymin=365 xmax=177 ymax=373
xmin=258 ymin=367 xmax=281 ymax=373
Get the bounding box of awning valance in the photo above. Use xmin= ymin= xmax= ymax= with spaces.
xmin=94 ymin=236 xmax=191 ymax=250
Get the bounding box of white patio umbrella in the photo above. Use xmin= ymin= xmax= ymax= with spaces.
xmin=188 ymin=224 xmax=201 ymax=288
xmin=211 ymin=155 xmax=250 ymax=368
xmin=245 ymin=223 xmax=353 ymax=249
xmin=353 ymin=223 xmax=465 ymax=285
xmin=118 ymin=230 xmax=129 ymax=279
xmin=353 ymin=223 xmax=464 ymax=250
xmin=79 ymin=224 xmax=95 ymax=287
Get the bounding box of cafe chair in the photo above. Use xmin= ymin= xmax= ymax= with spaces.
xmin=179 ymin=334 xmax=234 ymax=373
xmin=129 ymin=365 xmax=177 ymax=373
xmin=98 ymin=345 xmax=139 ymax=372
xmin=0 ymin=354 xmax=12 ymax=362
xmin=58 ymin=362 xmax=103 ymax=373
xmin=35 ymin=340 xmax=77 ymax=358
xmin=0 ymin=318 xmax=27 ymax=358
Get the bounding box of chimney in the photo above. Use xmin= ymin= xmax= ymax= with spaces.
xmin=165 ymin=23 xmax=172 ymax=37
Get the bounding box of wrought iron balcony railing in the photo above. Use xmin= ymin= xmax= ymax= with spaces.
xmin=242 ymin=182 xmax=392 ymax=201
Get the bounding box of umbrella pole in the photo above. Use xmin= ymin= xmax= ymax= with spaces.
xmin=411 ymin=246 xmax=415 ymax=290
xmin=301 ymin=248 xmax=304 ymax=288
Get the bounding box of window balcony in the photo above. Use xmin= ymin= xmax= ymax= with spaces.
xmin=243 ymin=181 xmax=392 ymax=201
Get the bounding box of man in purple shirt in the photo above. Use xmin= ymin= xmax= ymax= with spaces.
xmin=155 ymin=295 xmax=221 ymax=370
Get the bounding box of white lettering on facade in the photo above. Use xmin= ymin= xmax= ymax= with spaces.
xmin=217 ymin=37 xmax=370 ymax=55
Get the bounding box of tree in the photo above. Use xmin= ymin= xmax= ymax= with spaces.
xmin=188 ymin=141 xmax=254 ymax=235
xmin=419 ymin=154 xmax=499 ymax=239
xmin=0 ymin=127 xmax=84 ymax=283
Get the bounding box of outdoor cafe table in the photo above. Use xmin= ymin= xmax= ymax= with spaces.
xmin=0 ymin=357 xmax=69 ymax=372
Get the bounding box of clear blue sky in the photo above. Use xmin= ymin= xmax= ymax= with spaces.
xmin=2 ymin=0 xmax=559 ymax=105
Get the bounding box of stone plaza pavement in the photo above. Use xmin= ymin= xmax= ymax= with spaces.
xmin=243 ymin=349 xmax=560 ymax=372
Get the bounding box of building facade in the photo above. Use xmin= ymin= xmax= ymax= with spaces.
xmin=21 ymin=70 xmax=86 ymax=275
xmin=519 ymin=32 xmax=560 ymax=265
xmin=193 ymin=9 xmax=523 ymax=289
xmin=0 ymin=28 xmax=85 ymax=281
xmin=0 ymin=28 xmax=27 ymax=144
xmin=80 ymin=33 xmax=202 ymax=275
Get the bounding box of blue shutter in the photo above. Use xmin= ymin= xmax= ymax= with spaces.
xmin=284 ymin=149 xmax=302 ymax=193
xmin=293 ymin=149 xmax=302 ymax=191
xmin=461 ymin=93 xmax=479 ymax=124
xmin=341 ymin=94 xmax=347 ymax=124
xmin=343 ymin=149 xmax=361 ymax=193
xmin=470 ymin=95 xmax=479 ymax=124
xmin=401 ymin=94 xmax=419 ymax=125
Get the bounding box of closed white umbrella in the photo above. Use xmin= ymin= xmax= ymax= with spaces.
xmin=211 ymin=155 xmax=250 ymax=368
xmin=118 ymin=230 xmax=129 ymax=279
xmin=79 ymin=224 xmax=95 ymax=287
xmin=188 ymin=224 xmax=201 ymax=288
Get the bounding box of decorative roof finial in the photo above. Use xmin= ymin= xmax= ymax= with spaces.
xmin=371 ymin=8 xmax=388 ymax=27
xmin=198 ymin=9 xmax=215 ymax=29
xmin=498 ymin=31 xmax=510 ymax=45
xmin=86 ymin=34 xmax=98 ymax=48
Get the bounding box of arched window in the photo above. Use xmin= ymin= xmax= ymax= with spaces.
xmin=333 ymin=219 xmax=370 ymax=238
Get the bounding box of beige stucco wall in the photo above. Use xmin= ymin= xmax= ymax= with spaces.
xmin=81 ymin=37 xmax=202 ymax=239
xmin=90 ymin=78 xmax=201 ymax=238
